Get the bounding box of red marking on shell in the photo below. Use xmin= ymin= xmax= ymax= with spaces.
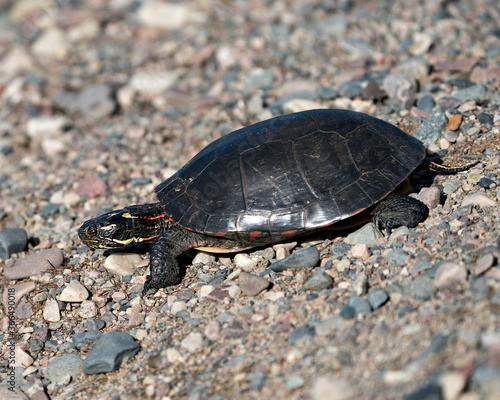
xmin=215 ymin=231 xmax=227 ymax=237
xmin=249 ymin=231 xmax=262 ymax=241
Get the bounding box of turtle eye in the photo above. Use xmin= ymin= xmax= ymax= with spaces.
xmin=86 ymin=226 xmax=97 ymax=237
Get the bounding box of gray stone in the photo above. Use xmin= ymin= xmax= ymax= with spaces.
xmin=270 ymin=246 xmax=320 ymax=272
xmin=417 ymin=94 xmax=435 ymax=111
xmin=443 ymin=179 xmax=461 ymax=195
xmin=0 ymin=228 xmax=27 ymax=260
xmin=367 ymin=289 xmax=390 ymax=310
xmin=288 ymin=325 xmax=315 ymax=344
xmin=403 ymin=276 xmax=436 ymax=300
xmin=47 ymin=353 xmax=83 ymax=384
xmin=403 ymin=383 xmax=442 ymax=400
xmin=387 ymin=249 xmax=408 ymax=267
xmin=340 ymin=305 xmax=356 ymax=319
xmin=345 ymin=223 xmax=383 ymax=247
xmin=238 ymin=272 xmax=270 ymax=296
xmin=452 ymin=84 xmax=488 ymax=103
xmin=72 ymin=330 xmax=103 ymax=350
xmin=414 ymin=107 xmax=448 ymax=146
xmin=347 ymin=295 xmax=372 ymax=315
xmin=331 ymin=242 xmax=351 ymax=257
xmin=82 ymin=331 xmax=139 ymax=374
xmin=382 ymin=73 xmax=417 ymax=100
xmin=303 ymin=272 xmax=333 ymax=291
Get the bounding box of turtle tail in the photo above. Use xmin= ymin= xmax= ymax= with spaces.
xmin=422 ymin=159 xmax=479 ymax=174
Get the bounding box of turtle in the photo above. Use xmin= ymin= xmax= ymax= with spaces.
xmin=78 ymin=109 xmax=476 ymax=293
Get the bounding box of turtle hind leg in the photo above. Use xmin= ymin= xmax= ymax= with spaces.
xmin=370 ymin=193 xmax=428 ymax=235
xmin=142 ymin=225 xmax=238 ymax=294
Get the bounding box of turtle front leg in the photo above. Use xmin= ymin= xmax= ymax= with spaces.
xmin=371 ymin=193 xmax=428 ymax=235
xmin=142 ymin=225 xmax=238 ymax=294
xmin=143 ymin=233 xmax=182 ymax=294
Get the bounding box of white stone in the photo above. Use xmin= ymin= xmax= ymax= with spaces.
xmin=104 ymin=253 xmax=144 ymax=277
xmin=440 ymin=371 xmax=467 ymax=400
xmin=461 ymin=192 xmax=497 ymax=208
xmin=192 ymin=251 xmax=216 ymax=265
xmin=227 ymin=285 xmax=242 ymax=298
xmin=199 ymin=285 xmax=215 ymax=298
xmin=180 ymin=332 xmax=203 ymax=353
xmin=59 ymin=280 xmax=89 ymax=302
xmin=67 ymin=18 xmax=100 ymax=42
xmin=170 ymin=301 xmax=187 ymax=314
xmin=312 ymin=376 xmax=353 ymax=400
xmin=138 ymin=2 xmax=205 ymax=29
xmin=129 ymin=69 xmax=181 ymax=96
xmin=31 ymin=28 xmax=69 ymax=60
xmin=26 ymin=116 xmax=68 ymax=140
xmin=234 ymin=253 xmax=266 ymax=272
xmin=282 ymin=99 xmax=325 ymax=114
xmin=1 ymin=49 xmax=34 ymax=79
xmin=43 ymin=299 xmax=60 ymax=322
xmin=166 ymin=347 xmax=184 ymax=363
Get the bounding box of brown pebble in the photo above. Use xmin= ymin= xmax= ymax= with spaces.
xmin=4 ymin=248 xmax=63 ymax=280
xmin=447 ymin=114 xmax=463 ymax=131
xmin=238 ymin=272 xmax=270 ymax=296
xmin=418 ymin=186 xmax=441 ymax=209
xmin=75 ymin=174 xmax=108 ymax=198
xmin=474 ymin=253 xmax=495 ymax=276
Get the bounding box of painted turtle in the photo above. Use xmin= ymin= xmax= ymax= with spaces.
xmin=78 ymin=109 xmax=474 ymax=293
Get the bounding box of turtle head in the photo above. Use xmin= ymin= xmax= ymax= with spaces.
xmin=78 ymin=209 xmax=138 ymax=249
xmin=78 ymin=203 xmax=167 ymax=249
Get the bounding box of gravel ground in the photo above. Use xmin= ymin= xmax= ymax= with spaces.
xmin=1 ymin=1 xmax=500 ymax=399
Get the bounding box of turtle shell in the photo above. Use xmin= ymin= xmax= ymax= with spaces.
xmin=155 ymin=109 xmax=425 ymax=245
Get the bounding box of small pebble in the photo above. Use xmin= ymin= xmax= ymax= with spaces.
xmin=474 ymin=253 xmax=495 ymax=276
xmin=447 ymin=114 xmax=463 ymax=131
xmin=192 ymin=251 xmax=217 ymax=265
xmin=367 ymin=289 xmax=390 ymax=310
xmin=418 ymin=186 xmax=441 ymax=209
xmin=344 ymin=223 xmax=383 ymax=247
xmin=180 ymin=332 xmax=204 ymax=353
xmin=403 ymin=383 xmax=442 ymax=400
xmin=452 ymin=84 xmax=488 ymax=103
xmin=312 ymin=376 xmax=353 ymax=400
xmin=478 ymin=177 xmax=495 ymax=189
xmin=104 ymin=253 xmax=144 ymax=277
xmin=204 ymin=320 xmax=221 ymax=341
xmin=461 ymin=192 xmax=497 ymax=208
xmin=350 ymin=243 xmax=371 ymax=260
xmin=434 ymin=261 xmax=468 ymax=289
xmin=238 ymin=272 xmax=270 ymax=296
xmin=47 ymin=353 xmax=83 ymax=385
xmin=347 ymin=295 xmax=372 ymax=315
xmin=270 ymin=246 xmax=319 ymax=272
xmin=234 ymin=253 xmax=266 ymax=272
xmin=417 ymin=94 xmax=435 ymax=111
xmin=75 ymin=175 xmax=108 ymax=198
xmin=387 ymin=249 xmax=408 ymax=267
xmin=439 ymin=371 xmax=468 ymax=400
xmin=0 ymin=228 xmax=28 ymax=260
xmin=43 ymin=299 xmax=61 ymax=322
xmin=82 ymin=331 xmax=140 ymax=374
xmin=288 ymin=325 xmax=315 ymax=344
xmin=302 ymin=271 xmax=334 ymax=291
xmin=72 ymin=330 xmax=103 ymax=350
xmin=59 ymin=280 xmax=89 ymax=302
xmin=4 ymin=248 xmax=63 ymax=280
